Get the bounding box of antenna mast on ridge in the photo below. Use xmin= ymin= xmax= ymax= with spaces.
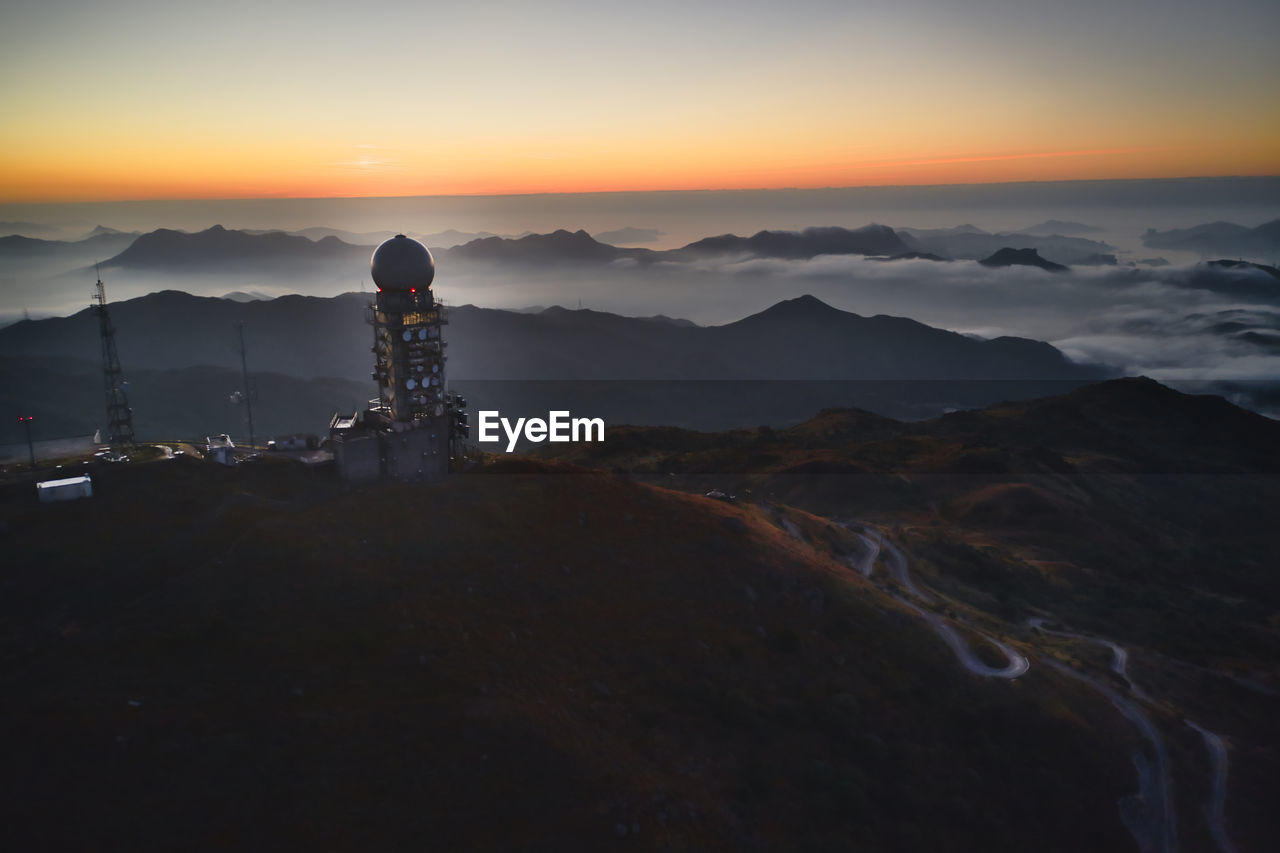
xmin=93 ymin=267 xmax=135 ymax=451
xmin=236 ymin=321 xmax=256 ymax=451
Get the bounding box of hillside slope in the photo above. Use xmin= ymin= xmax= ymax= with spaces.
xmin=2 ymin=458 xmax=1138 ymax=851
xmin=539 ymin=378 xmax=1280 ymax=672
xmin=534 ymin=378 xmax=1280 ymax=847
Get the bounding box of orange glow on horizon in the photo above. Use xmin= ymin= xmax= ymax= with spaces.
xmin=2 ymin=143 xmax=1278 ymax=205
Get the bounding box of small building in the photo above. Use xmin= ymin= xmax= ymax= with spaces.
xmin=267 ymin=433 xmax=320 ymax=451
xmin=36 ymin=475 xmax=93 ymax=503
xmin=329 ymin=412 xmax=382 ymax=481
xmin=206 ymin=434 xmax=236 ymax=466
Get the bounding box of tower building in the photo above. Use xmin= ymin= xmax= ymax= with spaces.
xmin=369 ymin=235 xmax=447 ymax=423
xmin=330 ymin=235 xmax=466 ymax=482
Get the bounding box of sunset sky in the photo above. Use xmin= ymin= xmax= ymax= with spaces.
xmin=2 ymin=0 xmax=1277 ymax=202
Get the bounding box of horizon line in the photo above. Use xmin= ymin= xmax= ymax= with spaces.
xmin=4 ymin=173 xmax=1278 ymax=208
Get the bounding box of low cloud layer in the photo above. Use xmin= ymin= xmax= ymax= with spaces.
xmin=437 ymin=253 xmax=1280 ymax=395
xmin=5 ymin=239 xmax=1278 ymax=414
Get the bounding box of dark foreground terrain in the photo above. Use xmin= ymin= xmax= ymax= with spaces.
xmin=3 ymin=378 xmax=1278 ymax=851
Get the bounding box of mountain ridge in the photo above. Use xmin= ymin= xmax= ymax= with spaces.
xmin=670 ymin=224 xmax=911 ymax=260
xmin=101 ymin=224 xmax=368 ymax=270
xmin=0 ymin=290 xmax=1100 ymax=384
xmin=21 ymin=222 xmax=1141 ymax=277
xmin=1143 ymin=218 xmax=1280 ymax=259
xmin=979 ymin=247 xmax=1069 ymax=272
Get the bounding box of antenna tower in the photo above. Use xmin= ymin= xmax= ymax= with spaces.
xmin=93 ymin=271 xmax=135 ymax=449
xmin=236 ymin=322 xmax=256 ymax=450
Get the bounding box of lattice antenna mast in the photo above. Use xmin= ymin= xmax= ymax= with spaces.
xmin=236 ymin=322 xmax=256 ymax=450
xmin=93 ymin=269 xmax=135 ymax=449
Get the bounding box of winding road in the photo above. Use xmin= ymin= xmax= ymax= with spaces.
xmin=1028 ymin=618 xmax=1151 ymax=704
xmin=1028 ymin=618 xmax=1242 ymax=853
xmin=851 ymin=530 xmax=880 ymax=578
xmin=801 ymin=516 xmax=1240 ymax=852
xmin=900 ymin=597 xmax=1030 ymax=678
xmin=1185 ymin=720 xmax=1238 ymax=853
xmin=842 ymin=522 xmax=1027 ymax=679
xmin=1044 ymin=658 xmax=1178 ymax=853
xmin=878 ymin=537 xmax=938 ymax=606
xmin=848 ymin=525 xmax=1180 ymax=850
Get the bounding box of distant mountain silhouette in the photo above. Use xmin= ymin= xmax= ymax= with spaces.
xmin=1206 ymin=259 xmax=1280 ymax=279
xmin=0 ymin=235 xmax=61 ymax=256
xmin=594 ymin=226 xmax=663 ymax=245
xmin=446 ymin=229 xmax=651 ymax=264
xmin=538 ymin=305 xmax=695 ymax=327
xmin=274 ymin=226 xmax=493 ymax=248
xmin=53 ymin=223 xmax=1126 ymax=275
xmin=0 ymin=221 xmax=64 ymax=238
xmin=1142 ymin=219 xmax=1280 ymax=259
xmin=1016 ymin=220 xmax=1105 ymax=236
xmin=0 ymin=229 xmax=139 ymax=260
xmin=899 ymin=226 xmax=1112 ymax=265
xmin=979 ymin=248 xmax=1069 ymax=272
xmin=221 ymin=290 xmax=275 ymax=302
xmin=241 ymin=226 xmax=385 ymax=245
xmin=639 ymin=313 xmax=697 ymax=327
xmin=670 ymin=225 xmax=910 ymax=260
xmin=101 ymin=225 xmax=369 ymax=271
xmin=440 ymin=225 xmax=916 ymax=265
xmin=82 ymin=225 xmax=141 ymax=239
xmin=417 ymin=228 xmax=500 ymax=248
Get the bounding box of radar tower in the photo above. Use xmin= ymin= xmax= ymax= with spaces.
xmin=329 ymin=234 xmax=466 ymax=482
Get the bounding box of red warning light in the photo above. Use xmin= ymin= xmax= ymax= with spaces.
xmin=410 ymin=287 xmax=416 ymax=293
